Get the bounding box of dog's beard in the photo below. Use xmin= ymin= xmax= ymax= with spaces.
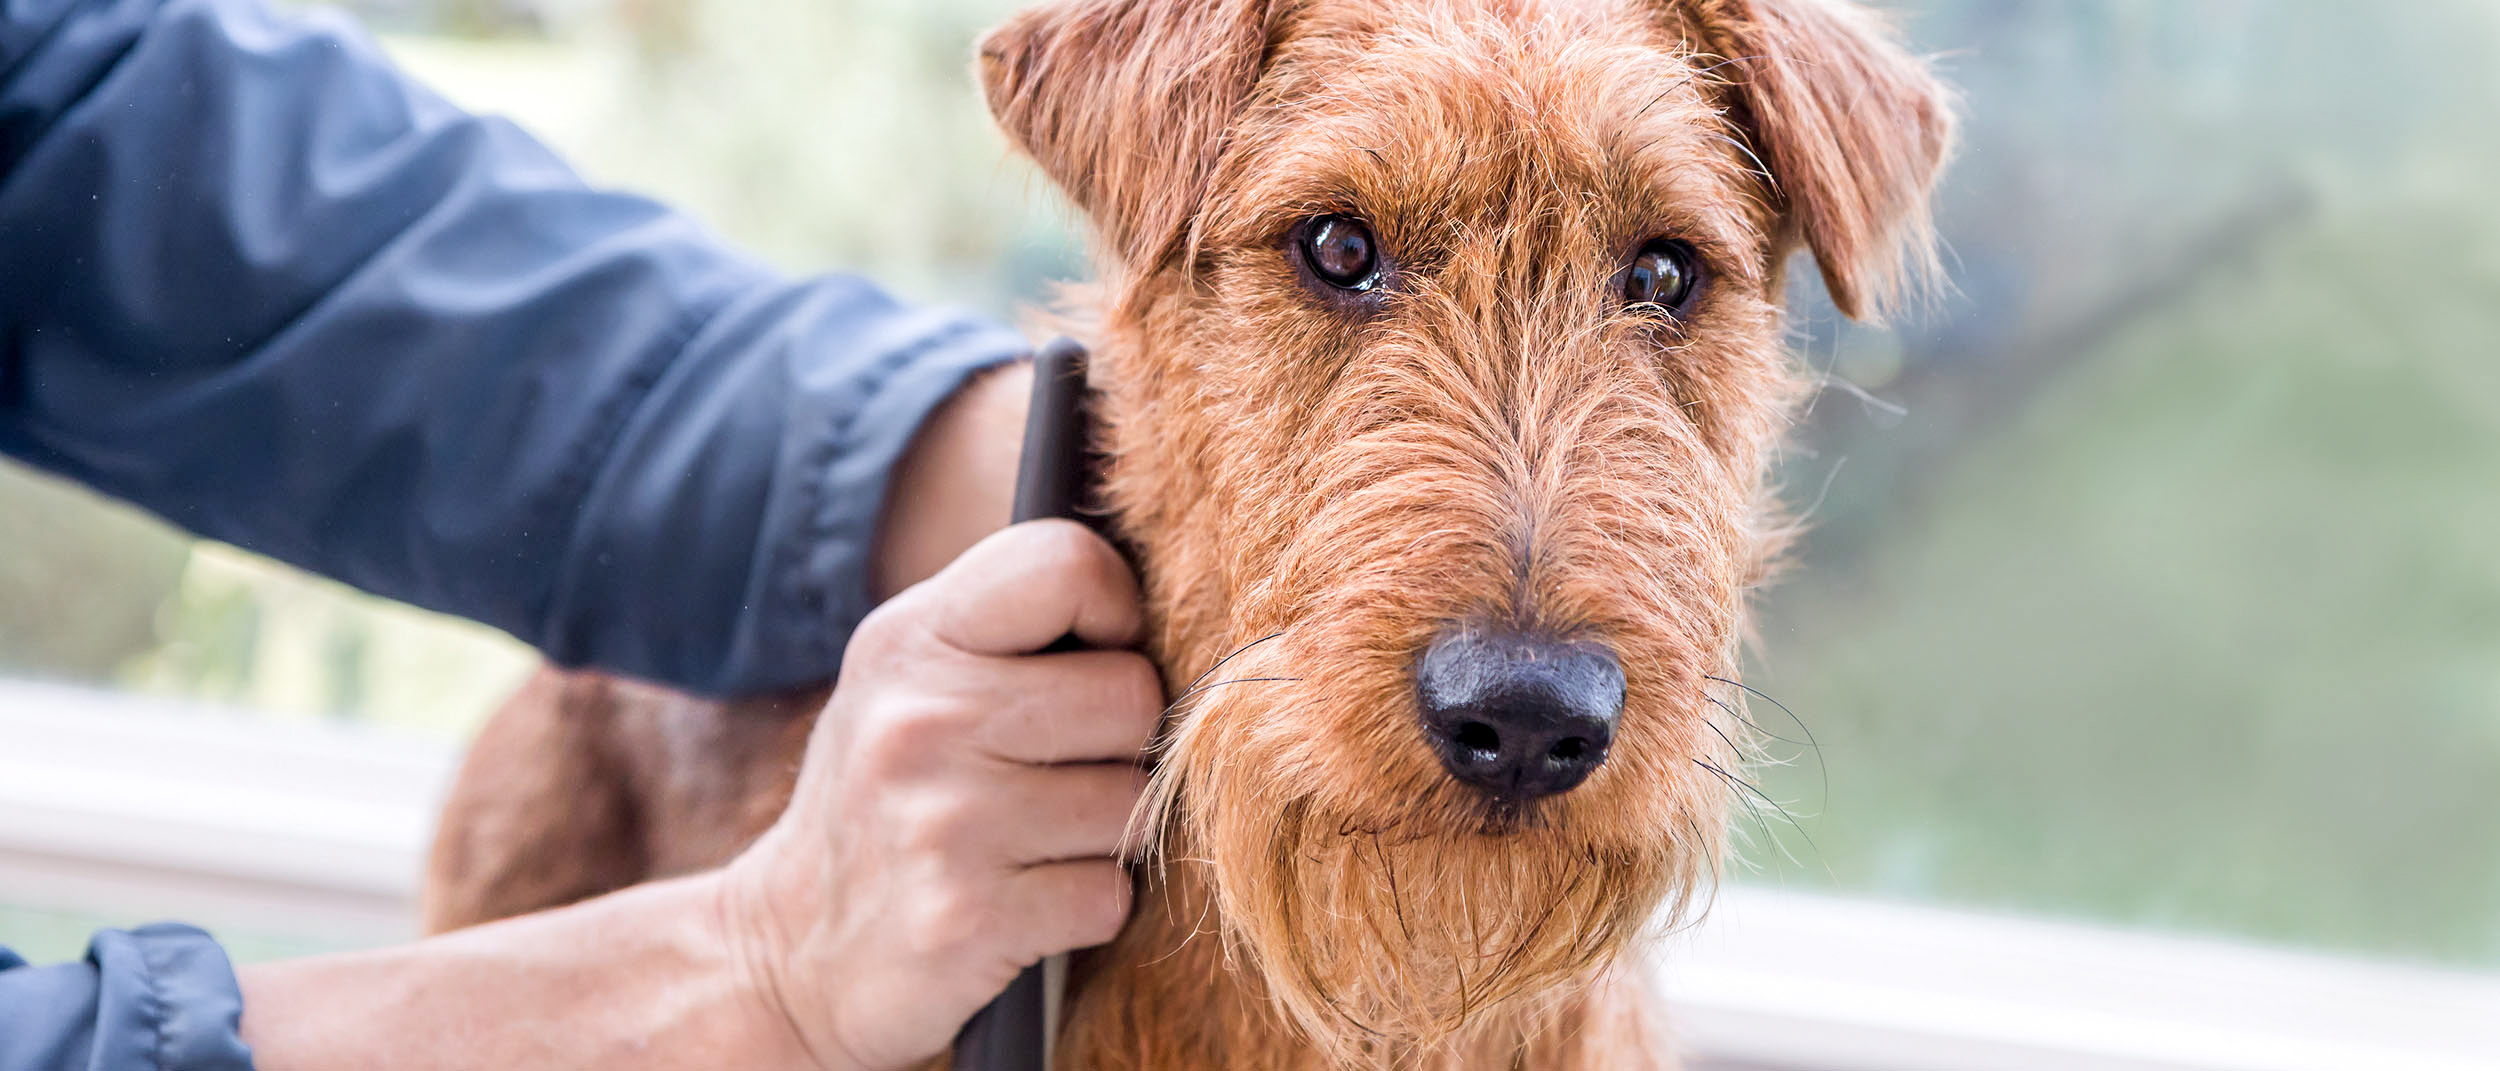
xmin=1145 ymin=708 xmax=1718 ymax=1062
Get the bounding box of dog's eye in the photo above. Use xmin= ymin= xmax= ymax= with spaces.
xmin=1624 ymin=239 xmax=1702 ymax=315
xmin=1298 ymin=215 xmax=1382 ymax=292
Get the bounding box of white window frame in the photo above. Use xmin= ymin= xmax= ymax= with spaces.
xmin=3 ymin=679 xmax=2494 ymax=1070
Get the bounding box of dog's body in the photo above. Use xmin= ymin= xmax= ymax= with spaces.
xmin=426 ymin=0 xmax=1950 ymax=1065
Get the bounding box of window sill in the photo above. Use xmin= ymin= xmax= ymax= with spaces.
xmin=2 ymin=680 xmax=2493 ymax=1069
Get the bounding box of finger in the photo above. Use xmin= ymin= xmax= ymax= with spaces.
xmin=1002 ymin=859 xmax=1134 ymax=962
xmin=922 ymin=520 xmax=1143 ymax=656
xmin=963 ymin=649 xmax=1164 ymax=764
xmin=964 ymin=762 xmax=1151 ymax=866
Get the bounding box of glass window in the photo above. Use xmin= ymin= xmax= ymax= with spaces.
xmin=1744 ymin=0 xmax=2500 ymax=971
xmin=4 ymin=0 xmax=2491 ymax=983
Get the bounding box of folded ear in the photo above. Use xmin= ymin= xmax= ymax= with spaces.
xmin=978 ymin=0 xmax=1276 ymax=270
xmin=1681 ymin=0 xmax=1955 ymax=319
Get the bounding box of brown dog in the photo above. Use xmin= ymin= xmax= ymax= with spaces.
xmin=424 ymin=0 xmax=1951 ymax=1065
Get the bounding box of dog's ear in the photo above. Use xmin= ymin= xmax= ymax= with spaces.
xmin=1677 ymin=0 xmax=1955 ymax=319
xmin=979 ymin=0 xmax=1275 ymax=270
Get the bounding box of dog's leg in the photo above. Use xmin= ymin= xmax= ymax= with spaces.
xmin=423 ymin=666 xmax=828 ymax=933
xmin=608 ymin=685 xmax=820 ymax=878
xmin=420 ymin=668 xmax=652 ymax=933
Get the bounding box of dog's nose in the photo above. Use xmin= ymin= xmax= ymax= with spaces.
xmin=1415 ymin=628 xmax=1625 ymax=801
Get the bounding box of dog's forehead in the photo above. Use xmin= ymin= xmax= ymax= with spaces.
xmin=1209 ymin=0 xmax=1770 ymax=272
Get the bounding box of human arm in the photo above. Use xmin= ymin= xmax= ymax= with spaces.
xmin=875 ymin=359 xmax=1032 ymax=601
xmin=0 ymin=0 xmax=1029 ymax=696
xmin=238 ymin=522 xmax=1158 ymax=1071
xmin=0 ymin=522 xmax=1154 ymax=1071
xmin=233 ymin=876 xmax=807 ymax=1070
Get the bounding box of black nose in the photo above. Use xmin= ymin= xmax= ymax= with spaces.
xmin=1415 ymin=627 xmax=1625 ymax=802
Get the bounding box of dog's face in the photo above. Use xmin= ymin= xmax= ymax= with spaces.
xmin=983 ymin=0 xmax=1948 ymax=1055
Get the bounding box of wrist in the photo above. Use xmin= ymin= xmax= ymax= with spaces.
xmin=711 ymin=854 xmax=871 ymax=1071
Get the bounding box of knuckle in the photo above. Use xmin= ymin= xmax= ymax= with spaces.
xmin=845 ymin=598 xmax=920 ymax=664
xmin=856 ymin=700 xmax=964 ymax=776
xmin=895 ymin=796 xmax=972 ymax=859
xmin=1025 ymin=519 xmax=1108 ymax=583
xmin=909 ymin=887 xmax=986 ymax=956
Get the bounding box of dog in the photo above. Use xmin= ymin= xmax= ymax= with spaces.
xmin=422 ymin=0 xmax=1951 ymax=1065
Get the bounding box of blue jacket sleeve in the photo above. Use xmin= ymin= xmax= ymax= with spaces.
xmin=0 ymin=0 xmax=1028 ymax=696
xmin=0 ymin=926 xmax=254 ymax=1071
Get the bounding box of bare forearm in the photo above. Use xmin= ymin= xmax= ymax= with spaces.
xmin=238 ymin=874 xmax=824 ymax=1071
xmin=873 ymin=357 xmax=1033 ymax=600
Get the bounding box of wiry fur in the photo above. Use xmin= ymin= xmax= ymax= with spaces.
xmin=423 ymin=0 xmax=1952 ymax=1066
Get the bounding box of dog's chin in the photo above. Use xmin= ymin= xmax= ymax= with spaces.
xmin=1182 ymin=779 xmax=1705 ymax=1060
xmin=1467 ymin=792 xmax=1578 ymax=836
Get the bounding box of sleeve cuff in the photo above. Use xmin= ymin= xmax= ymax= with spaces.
xmin=89 ymin=924 xmax=254 ymax=1071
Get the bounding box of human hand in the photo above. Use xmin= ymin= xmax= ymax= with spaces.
xmin=717 ymin=520 xmax=1160 ymax=1070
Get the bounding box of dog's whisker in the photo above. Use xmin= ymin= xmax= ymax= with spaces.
xmin=1692 ymin=758 xmax=1787 ymax=825
xmin=1703 ymin=693 xmax=1809 ymax=748
xmin=1692 ymin=757 xmax=1831 ymax=878
xmin=1707 ymin=676 xmax=1835 ymax=813
xmin=1702 ymin=692 xmax=1830 ymax=812
xmin=1696 ymin=713 xmax=1760 ymax=767
xmin=1632 ymin=83 xmax=1684 ymax=122
xmin=1370 ymin=832 xmax=1419 ymax=949
xmin=1132 ymin=663 xmax=1302 ymax=862
xmin=1167 ymin=675 xmax=1303 ymax=711
xmin=1490 ymin=865 xmax=1580 ymax=985
xmin=1696 ymin=760 xmax=1789 ymax=868
xmin=1177 ymin=631 xmax=1289 ymax=697
xmin=1704 ymin=675 xmax=1823 ymax=755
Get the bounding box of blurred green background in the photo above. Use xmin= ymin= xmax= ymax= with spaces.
xmin=2 ymin=0 xmax=2494 ymax=973
xmin=1739 ymin=1 xmax=2500 ymax=971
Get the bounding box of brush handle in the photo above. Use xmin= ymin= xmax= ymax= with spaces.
xmin=1008 ymin=338 xmax=1099 ymax=537
xmin=951 ymin=337 xmax=1095 ymax=1071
